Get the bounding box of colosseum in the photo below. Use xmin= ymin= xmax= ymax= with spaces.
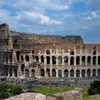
xmin=0 ymin=23 xmax=100 ymax=78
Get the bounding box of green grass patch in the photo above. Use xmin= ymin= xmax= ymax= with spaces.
xmin=35 ymin=86 xmax=74 ymax=96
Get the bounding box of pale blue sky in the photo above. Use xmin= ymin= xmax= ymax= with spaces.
xmin=0 ymin=0 xmax=100 ymax=43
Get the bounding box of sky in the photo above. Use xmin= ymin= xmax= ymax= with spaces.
xmin=0 ymin=0 xmax=100 ymax=44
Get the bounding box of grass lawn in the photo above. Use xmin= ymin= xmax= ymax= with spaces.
xmin=35 ymin=86 xmax=100 ymax=100
xmin=35 ymin=86 xmax=74 ymax=96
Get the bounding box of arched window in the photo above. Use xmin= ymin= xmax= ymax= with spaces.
xmin=93 ymin=56 xmax=96 ymax=65
xmin=82 ymin=69 xmax=85 ymax=78
xmin=70 ymin=51 xmax=74 ymax=55
xmin=46 ymin=56 xmax=50 ymax=64
xmin=52 ymin=56 xmax=56 ymax=64
xmin=64 ymin=56 xmax=68 ymax=64
xmin=58 ymin=56 xmax=62 ymax=64
xmin=70 ymin=57 xmax=74 ymax=65
xmin=21 ymin=55 xmax=23 ymax=61
xmin=40 ymin=69 xmax=44 ymax=76
xmin=87 ymin=56 xmax=91 ymax=64
xmin=25 ymin=55 xmax=29 ymax=61
xmin=76 ymin=56 xmax=80 ymax=65
xmin=98 ymin=69 xmax=100 ymax=76
xmin=46 ymin=50 xmax=50 ymax=55
xmin=25 ymin=69 xmax=29 ymax=77
xmin=58 ymin=70 xmax=62 ymax=77
xmin=93 ymin=51 xmax=96 ymax=55
xmin=32 ymin=50 xmax=35 ymax=54
xmin=87 ymin=69 xmax=91 ymax=77
xmin=82 ymin=56 xmax=85 ymax=65
xmin=98 ymin=56 xmax=100 ymax=65
xmin=46 ymin=69 xmax=50 ymax=77
xmin=14 ymin=69 xmax=17 ymax=77
xmin=64 ymin=69 xmax=68 ymax=77
xmin=36 ymin=55 xmax=39 ymax=61
xmin=76 ymin=70 xmax=80 ymax=77
xmin=52 ymin=69 xmax=56 ymax=77
xmin=70 ymin=69 xmax=74 ymax=77
xmin=16 ymin=51 xmax=20 ymax=61
xmin=10 ymin=69 xmax=12 ymax=77
xmin=21 ymin=64 xmax=25 ymax=75
xmin=41 ymin=55 xmax=44 ymax=63
xmin=92 ymin=69 xmax=96 ymax=77
xmin=31 ymin=69 xmax=35 ymax=77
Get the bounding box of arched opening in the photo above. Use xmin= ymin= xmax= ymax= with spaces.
xmin=21 ymin=64 xmax=25 ymax=75
xmin=16 ymin=51 xmax=20 ymax=61
xmin=92 ymin=69 xmax=96 ymax=77
xmin=93 ymin=56 xmax=96 ymax=65
xmin=93 ymin=51 xmax=96 ymax=55
xmin=52 ymin=69 xmax=56 ymax=77
xmin=46 ymin=69 xmax=50 ymax=77
xmin=32 ymin=50 xmax=35 ymax=54
xmin=58 ymin=70 xmax=62 ymax=77
xmin=70 ymin=57 xmax=74 ymax=65
xmin=25 ymin=69 xmax=29 ymax=77
xmin=70 ymin=69 xmax=74 ymax=77
xmin=87 ymin=56 xmax=91 ymax=64
xmin=10 ymin=69 xmax=12 ymax=77
xmin=25 ymin=55 xmax=29 ymax=61
xmin=82 ymin=56 xmax=85 ymax=65
xmin=41 ymin=55 xmax=44 ymax=63
xmin=14 ymin=69 xmax=17 ymax=77
xmin=87 ymin=69 xmax=91 ymax=77
xmin=21 ymin=55 xmax=23 ymax=61
xmin=70 ymin=51 xmax=74 ymax=55
xmin=76 ymin=70 xmax=80 ymax=77
xmin=98 ymin=56 xmax=100 ymax=65
xmin=64 ymin=69 xmax=68 ymax=77
xmin=40 ymin=69 xmax=44 ymax=76
xmin=98 ymin=69 xmax=100 ymax=76
xmin=52 ymin=56 xmax=56 ymax=64
xmin=76 ymin=56 xmax=80 ymax=65
xmin=31 ymin=69 xmax=35 ymax=77
xmin=10 ymin=55 xmax=12 ymax=63
xmin=46 ymin=56 xmax=50 ymax=64
xmin=64 ymin=56 xmax=68 ymax=65
xmin=36 ymin=55 xmax=39 ymax=62
xmin=82 ymin=69 xmax=85 ymax=78
xmin=58 ymin=56 xmax=62 ymax=64
xmin=5 ymin=68 xmax=8 ymax=76
xmin=46 ymin=50 xmax=50 ymax=55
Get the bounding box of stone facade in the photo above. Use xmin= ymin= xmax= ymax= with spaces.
xmin=0 ymin=23 xmax=100 ymax=78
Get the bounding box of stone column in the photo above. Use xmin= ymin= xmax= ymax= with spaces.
xmin=62 ymin=56 xmax=64 ymax=65
xmin=74 ymin=57 xmax=76 ymax=66
xmin=85 ymin=56 xmax=87 ymax=66
xmin=91 ymin=57 xmax=93 ymax=65
xmin=74 ymin=70 xmax=76 ymax=78
xmin=62 ymin=69 xmax=64 ymax=77
xmin=56 ymin=56 xmax=58 ymax=66
xmin=80 ymin=57 xmax=82 ymax=65
xmin=68 ymin=57 xmax=70 ymax=65
xmin=68 ymin=70 xmax=70 ymax=78
xmin=56 ymin=69 xmax=58 ymax=78
xmin=50 ymin=56 xmax=52 ymax=65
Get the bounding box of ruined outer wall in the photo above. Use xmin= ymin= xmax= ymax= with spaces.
xmin=11 ymin=31 xmax=84 ymax=45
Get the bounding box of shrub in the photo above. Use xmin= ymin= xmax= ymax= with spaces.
xmin=0 ymin=92 xmax=12 ymax=99
xmin=88 ymin=80 xmax=100 ymax=95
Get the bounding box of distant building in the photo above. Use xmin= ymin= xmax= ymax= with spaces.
xmin=0 ymin=23 xmax=100 ymax=78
